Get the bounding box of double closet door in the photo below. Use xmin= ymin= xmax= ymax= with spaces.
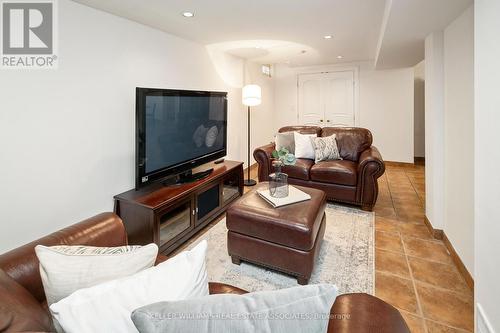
xmin=298 ymin=70 xmax=356 ymax=127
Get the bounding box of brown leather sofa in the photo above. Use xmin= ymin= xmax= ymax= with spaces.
xmin=254 ymin=126 xmax=385 ymax=211
xmin=0 ymin=213 xmax=408 ymax=333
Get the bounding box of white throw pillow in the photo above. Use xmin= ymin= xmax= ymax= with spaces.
xmin=50 ymin=240 xmax=209 ymax=333
xmin=35 ymin=243 xmax=158 ymax=306
xmin=294 ymin=132 xmax=317 ymax=160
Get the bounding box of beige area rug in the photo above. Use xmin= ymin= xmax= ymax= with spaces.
xmin=187 ymin=203 xmax=375 ymax=294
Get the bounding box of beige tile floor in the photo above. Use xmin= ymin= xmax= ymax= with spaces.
xmin=374 ymin=164 xmax=474 ymax=333
xmin=174 ymin=163 xmax=474 ymax=333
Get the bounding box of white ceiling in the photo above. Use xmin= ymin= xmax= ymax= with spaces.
xmin=72 ymin=0 xmax=473 ymax=68
xmin=375 ymin=0 xmax=473 ymax=69
xmin=71 ymin=0 xmax=385 ymax=66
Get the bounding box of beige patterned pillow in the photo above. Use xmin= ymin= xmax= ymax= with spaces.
xmin=313 ymin=134 xmax=342 ymax=163
xmin=35 ymin=243 xmax=158 ymax=306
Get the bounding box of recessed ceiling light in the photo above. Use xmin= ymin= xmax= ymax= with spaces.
xmin=255 ymin=46 xmax=262 ymax=49
xmin=337 ymin=55 xmax=343 ymax=59
xmin=182 ymin=11 xmax=194 ymax=17
xmin=324 ymin=35 xmax=333 ymax=39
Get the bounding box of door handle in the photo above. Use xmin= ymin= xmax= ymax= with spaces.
xmin=320 ymin=119 xmax=324 ymax=122
xmin=326 ymin=120 xmax=330 ymax=122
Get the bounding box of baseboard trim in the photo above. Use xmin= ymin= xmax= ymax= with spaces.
xmin=424 ymin=215 xmax=474 ymax=291
xmin=442 ymin=232 xmax=474 ymax=291
xmin=477 ymin=303 xmax=496 ymax=333
xmin=424 ymin=215 xmax=444 ymax=239
xmin=414 ymin=157 xmax=425 ymax=165
xmin=385 ymin=161 xmax=415 ymax=167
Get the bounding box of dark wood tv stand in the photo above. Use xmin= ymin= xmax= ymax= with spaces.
xmin=114 ymin=160 xmax=243 ymax=255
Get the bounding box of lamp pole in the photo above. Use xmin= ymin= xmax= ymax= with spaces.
xmin=244 ymin=105 xmax=256 ymax=186
xmin=242 ymin=84 xmax=260 ymax=187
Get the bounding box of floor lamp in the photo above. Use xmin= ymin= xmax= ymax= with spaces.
xmin=242 ymin=84 xmax=261 ymax=186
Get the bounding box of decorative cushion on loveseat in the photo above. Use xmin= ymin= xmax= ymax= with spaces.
xmin=275 ymin=132 xmax=295 ymax=153
xmin=294 ymin=132 xmax=317 ymax=160
xmin=313 ymin=134 xmax=342 ymax=163
xmin=310 ymin=160 xmax=358 ymax=186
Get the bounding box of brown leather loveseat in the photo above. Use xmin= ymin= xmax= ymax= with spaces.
xmin=0 ymin=213 xmax=408 ymax=332
xmin=254 ymin=126 xmax=385 ymax=211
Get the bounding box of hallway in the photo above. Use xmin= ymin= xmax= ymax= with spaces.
xmin=374 ymin=163 xmax=473 ymax=333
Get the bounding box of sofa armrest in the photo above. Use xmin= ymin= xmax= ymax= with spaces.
xmin=155 ymin=253 xmax=168 ymax=265
xmin=209 ymin=282 xmax=248 ymax=295
xmin=357 ymin=146 xmax=384 ymax=175
xmin=356 ymin=146 xmax=385 ymax=211
xmin=327 ymin=293 xmax=410 ymax=333
xmin=253 ymin=142 xmax=276 ymax=182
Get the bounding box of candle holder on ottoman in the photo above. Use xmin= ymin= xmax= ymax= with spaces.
xmin=226 ymin=182 xmax=326 ymax=285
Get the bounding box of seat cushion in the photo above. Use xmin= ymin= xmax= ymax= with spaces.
xmin=310 ymin=160 xmax=358 ymax=186
xmin=226 ymin=183 xmax=326 ymax=251
xmin=281 ymin=158 xmax=314 ymax=180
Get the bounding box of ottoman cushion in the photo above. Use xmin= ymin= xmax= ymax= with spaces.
xmin=226 ymin=183 xmax=326 ymax=251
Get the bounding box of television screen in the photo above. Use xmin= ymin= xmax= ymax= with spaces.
xmin=136 ymin=88 xmax=227 ymax=188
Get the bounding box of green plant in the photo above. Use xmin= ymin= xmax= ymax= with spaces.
xmin=271 ymin=148 xmax=296 ymax=166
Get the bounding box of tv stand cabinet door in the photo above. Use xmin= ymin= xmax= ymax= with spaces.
xmin=195 ymin=183 xmax=221 ymax=227
xmin=156 ymin=197 xmax=195 ymax=252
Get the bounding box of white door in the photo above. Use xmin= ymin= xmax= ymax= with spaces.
xmin=297 ymin=73 xmax=324 ymax=125
xmin=298 ymin=70 xmax=355 ymax=127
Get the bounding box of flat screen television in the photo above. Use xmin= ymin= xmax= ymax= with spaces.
xmin=136 ymin=87 xmax=228 ymax=189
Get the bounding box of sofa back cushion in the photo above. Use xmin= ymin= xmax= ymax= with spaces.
xmin=321 ymin=127 xmax=373 ymax=162
xmin=279 ymin=126 xmax=322 ymax=136
xmin=0 ymin=213 xmax=128 ymax=303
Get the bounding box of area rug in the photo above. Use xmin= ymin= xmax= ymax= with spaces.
xmin=187 ymin=203 xmax=375 ymax=294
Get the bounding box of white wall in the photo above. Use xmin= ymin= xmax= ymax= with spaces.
xmin=273 ymin=62 xmax=414 ymax=163
xmin=424 ymin=31 xmax=445 ymax=230
xmin=475 ymin=0 xmax=500 ymax=331
xmin=245 ymin=62 xmax=275 ymax=164
xmin=359 ymin=66 xmax=414 ymax=163
xmin=443 ymin=6 xmax=475 ymax=276
xmin=414 ymin=61 xmax=425 ymax=158
xmin=0 ymin=0 xmax=265 ymax=253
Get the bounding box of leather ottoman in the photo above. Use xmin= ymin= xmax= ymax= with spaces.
xmin=226 ymin=182 xmax=327 ymax=284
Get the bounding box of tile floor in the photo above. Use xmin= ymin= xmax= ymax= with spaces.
xmin=374 ymin=163 xmax=474 ymax=333
xmin=174 ymin=163 xmax=475 ymax=333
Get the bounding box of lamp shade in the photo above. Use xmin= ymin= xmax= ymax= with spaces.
xmin=242 ymin=84 xmax=262 ymax=106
